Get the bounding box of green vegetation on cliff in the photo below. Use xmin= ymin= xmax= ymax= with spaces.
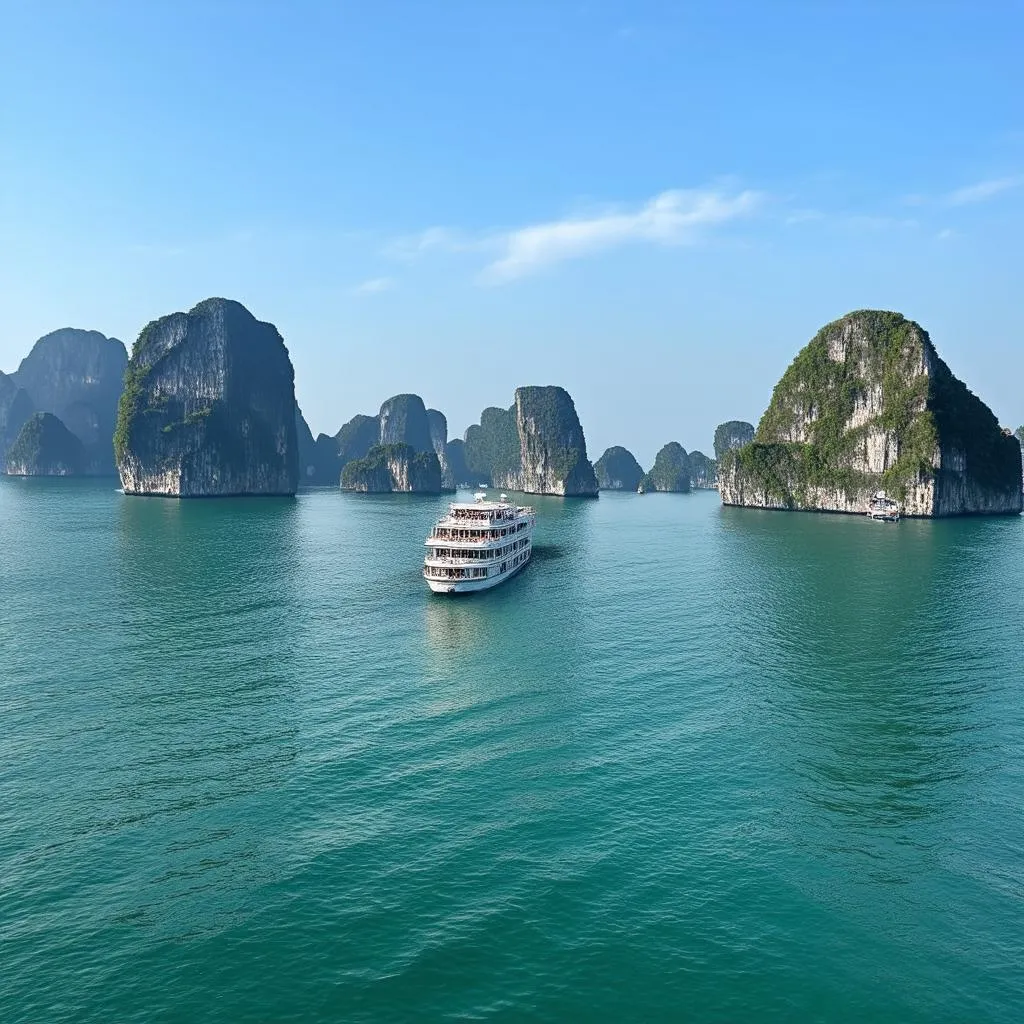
xmin=753 ymin=311 xmax=937 ymax=499
xmin=378 ymin=394 xmax=433 ymax=452
xmin=464 ymin=406 xmax=519 ymax=483
xmin=724 ymin=310 xmax=1021 ymax=508
xmin=688 ymin=450 xmax=717 ymax=488
xmin=594 ymin=446 xmax=644 ymax=490
xmin=340 ymin=443 xmax=441 ymax=492
xmin=642 ymin=442 xmax=691 ymax=492
xmin=6 ymin=412 xmax=86 ymax=475
xmin=114 ymin=298 xmax=298 ymax=496
xmin=713 ymin=421 xmax=754 ymax=462
xmin=515 ymin=385 xmax=594 ymax=486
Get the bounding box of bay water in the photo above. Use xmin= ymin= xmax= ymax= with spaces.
xmin=2 ymin=479 xmax=1022 ymax=1022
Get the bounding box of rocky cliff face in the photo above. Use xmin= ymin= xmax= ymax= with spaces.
xmin=719 ymin=310 xmax=1023 ymax=517
xmin=460 ymin=388 xmax=597 ymax=495
xmin=295 ymin=403 xmax=319 ymax=483
xmin=295 ymin=403 xmax=358 ymax=486
xmin=427 ymin=408 xmax=456 ymax=491
xmin=713 ymin=420 xmax=755 ymax=462
xmin=340 ymin=443 xmax=442 ymax=492
xmin=688 ymin=450 xmax=718 ymax=489
xmin=446 ymin=438 xmax=471 ymax=486
xmin=378 ymin=394 xmax=433 ymax=450
xmin=5 ymin=412 xmax=86 ymax=476
xmin=463 ymin=406 xmax=520 ymax=487
xmin=336 ymin=414 xmax=379 ymax=470
xmin=12 ymin=328 xmax=127 ymax=474
xmin=115 ymin=298 xmax=299 ymax=497
xmin=1 ymin=372 xmax=35 ymax=471
xmin=642 ymin=443 xmax=692 ymax=492
xmin=594 ymin=446 xmax=644 ymax=490
xmin=507 ymin=386 xmax=598 ymax=496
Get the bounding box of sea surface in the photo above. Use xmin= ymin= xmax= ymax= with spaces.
xmin=2 ymin=478 xmax=1023 ymax=1023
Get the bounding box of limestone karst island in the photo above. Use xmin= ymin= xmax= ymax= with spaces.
xmin=718 ymin=310 xmax=1023 ymax=517
xmin=2 ymin=299 xmax=1022 ymax=518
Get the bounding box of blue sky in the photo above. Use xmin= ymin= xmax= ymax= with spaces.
xmin=2 ymin=0 xmax=1022 ymax=464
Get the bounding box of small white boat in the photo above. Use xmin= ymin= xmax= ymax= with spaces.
xmin=637 ymin=483 xmax=645 ymax=494
xmin=424 ymin=494 xmax=536 ymax=594
xmin=867 ymin=491 xmax=900 ymax=522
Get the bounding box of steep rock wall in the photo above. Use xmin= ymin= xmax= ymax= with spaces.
xmin=115 ymin=298 xmax=298 ymax=497
xmin=427 ymin=408 xmax=456 ymax=491
xmin=688 ymin=450 xmax=718 ymax=489
xmin=642 ymin=442 xmax=691 ymax=493
xmin=720 ymin=310 xmax=1022 ymax=517
xmin=12 ymin=328 xmax=127 ymax=474
xmin=594 ymin=446 xmax=644 ymax=490
xmin=4 ymin=412 xmax=86 ymax=476
xmin=507 ymin=386 xmax=598 ymax=496
xmin=1 ymin=372 xmax=35 ymax=471
xmin=713 ymin=421 xmax=755 ymax=462
xmin=340 ymin=443 xmax=442 ymax=492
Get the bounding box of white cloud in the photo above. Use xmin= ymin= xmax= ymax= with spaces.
xmin=944 ymin=176 xmax=1022 ymax=206
xmin=936 ymin=228 xmax=955 ymax=241
xmin=479 ymin=188 xmax=762 ymax=283
xmin=351 ymin=276 xmax=395 ymax=295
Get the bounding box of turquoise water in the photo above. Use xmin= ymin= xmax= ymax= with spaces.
xmin=2 ymin=478 xmax=1023 ymax=1022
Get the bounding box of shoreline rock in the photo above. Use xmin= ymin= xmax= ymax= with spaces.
xmin=340 ymin=443 xmax=442 ymax=492
xmin=719 ymin=310 xmax=1022 ymax=517
xmin=11 ymin=328 xmax=127 ymax=474
xmin=594 ymin=446 xmax=644 ymax=491
xmin=4 ymin=412 xmax=87 ymax=476
xmin=115 ymin=298 xmax=299 ymax=497
xmin=642 ymin=442 xmax=691 ymax=493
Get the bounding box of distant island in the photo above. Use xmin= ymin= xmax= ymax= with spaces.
xmin=642 ymin=443 xmax=692 ymax=493
xmin=719 ymin=310 xmax=1023 ymax=516
xmin=4 ymin=298 xmax=1020 ymax=512
xmin=341 ymin=443 xmax=443 ymax=493
xmin=1 ymin=328 xmax=127 ymax=475
xmin=714 ymin=421 xmax=754 ymax=462
xmin=594 ymin=447 xmax=644 ymax=491
xmin=5 ymin=412 xmax=87 ymax=476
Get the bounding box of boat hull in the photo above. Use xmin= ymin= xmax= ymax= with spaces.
xmin=426 ymin=554 xmax=531 ymax=594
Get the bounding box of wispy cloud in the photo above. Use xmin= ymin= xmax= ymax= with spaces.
xmin=351 ymin=276 xmax=395 ymax=295
xmin=384 ymin=187 xmax=761 ymax=284
xmin=944 ymin=176 xmax=1022 ymax=206
xmin=936 ymin=227 xmax=955 ymax=241
xmin=483 ymin=189 xmax=760 ymax=282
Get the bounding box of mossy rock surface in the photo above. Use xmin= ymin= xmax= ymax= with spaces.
xmin=594 ymin=446 xmax=644 ymax=490
xmin=713 ymin=421 xmax=754 ymax=462
xmin=513 ymin=385 xmax=598 ymax=495
xmin=642 ymin=442 xmax=691 ymax=492
xmin=341 ymin=443 xmax=442 ymax=492
xmin=5 ymin=412 xmax=86 ymax=476
xmin=114 ymin=297 xmax=299 ymax=496
xmin=721 ymin=310 xmax=1022 ymax=515
xmin=688 ymin=450 xmax=717 ymax=489
xmin=463 ymin=406 xmax=519 ymax=485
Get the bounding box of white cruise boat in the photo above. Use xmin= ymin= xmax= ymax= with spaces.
xmin=423 ymin=494 xmax=536 ymax=594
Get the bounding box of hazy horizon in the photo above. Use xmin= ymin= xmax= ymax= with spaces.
xmin=3 ymin=1 xmax=1022 ymax=465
